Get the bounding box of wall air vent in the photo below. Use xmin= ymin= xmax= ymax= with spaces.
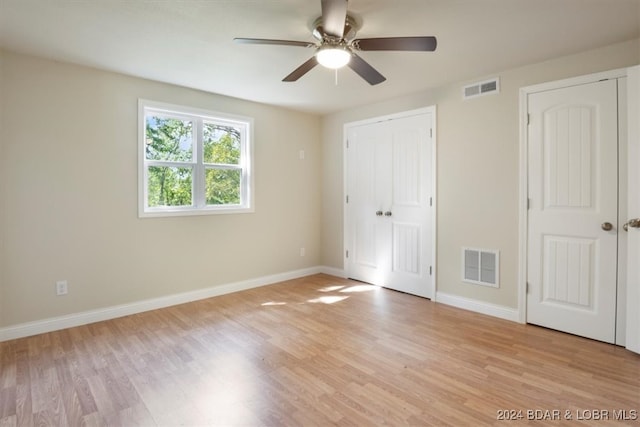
xmin=463 ymin=77 xmax=500 ymax=100
xmin=462 ymin=247 xmax=499 ymax=287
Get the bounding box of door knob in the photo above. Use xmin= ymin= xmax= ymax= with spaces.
xmin=376 ymin=210 xmax=383 ymax=216
xmin=623 ymin=218 xmax=640 ymax=231
xmin=384 ymin=211 xmax=392 ymax=217
xmin=601 ymin=222 xmax=613 ymax=231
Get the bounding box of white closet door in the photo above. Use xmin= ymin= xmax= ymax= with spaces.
xmin=346 ymin=121 xmax=390 ymax=286
xmin=527 ymin=79 xmax=618 ymax=343
xmin=346 ymin=112 xmax=433 ymax=298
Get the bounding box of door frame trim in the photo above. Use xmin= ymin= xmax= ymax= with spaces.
xmin=517 ymin=68 xmax=628 ymax=326
xmin=625 ymin=65 xmax=640 ymax=354
xmin=343 ymin=105 xmax=437 ymax=299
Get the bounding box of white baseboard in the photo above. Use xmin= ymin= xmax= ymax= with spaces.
xmin=318 ymin=266 xmax=347 ymax=278
xmin=435 ymin=291 xmax=520 ymax=323
xmin=0 ymin=266 xmax=326 ymax=342
xmin=318 ymin=268 xmax=520 ymax=324
xmin=2 ymin=268 xmax=520 ymax=342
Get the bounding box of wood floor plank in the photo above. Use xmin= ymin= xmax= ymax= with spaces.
xmin=0 ymin=415 xmax=16 ymax=427
xmin=1 ymin=274 xmax=638 ymax=426
xmin=0 ymin=386 xmax=16 ymax=421
xmin=0 ymin=344 xmax=16 ymax=390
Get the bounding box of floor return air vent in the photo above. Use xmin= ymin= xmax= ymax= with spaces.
xmin=462 ymin=247 xmax=499 ymax=287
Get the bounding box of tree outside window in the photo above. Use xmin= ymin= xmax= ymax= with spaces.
xmin=139 ymin=100 xmax=253 ymax=217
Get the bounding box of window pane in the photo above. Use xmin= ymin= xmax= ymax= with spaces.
xmin=147 ymin=166 xmax=193 ymax=207
xmin=203 ymin=122 xmax=241 ymax=164
xmin=206 ymin=168 xmax=241 ymax=205
xmin=145 ymin=116 xmax=193 ymax=161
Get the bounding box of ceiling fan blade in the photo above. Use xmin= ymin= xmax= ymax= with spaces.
xmin=348 ymin=54 xmax=386 ymax=86
xmin=321 ymin=0 xmax=348 ymax=38
xmin=283 ymin=57 xmax=319 ymax=82
xmin=353 ymin=36 xmax=437 ymax=51
xmin=234 ymin=38 xmax=315 ymax=48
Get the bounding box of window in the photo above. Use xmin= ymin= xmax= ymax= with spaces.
xmin=138 ymin=100 xmax=253 ymax=217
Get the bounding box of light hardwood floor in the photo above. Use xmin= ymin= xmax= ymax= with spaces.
xmin=0 ymin=274 xmax=639 ymax=426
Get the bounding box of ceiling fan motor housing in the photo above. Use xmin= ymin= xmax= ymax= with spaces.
xmin=312 ymin=15 xmax=359 ymax=42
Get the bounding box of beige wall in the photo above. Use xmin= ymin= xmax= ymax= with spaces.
xmin=321 ymin=38 xmax=640 ymax=309
xmin=0 ymin=50 xmax=322 ymax=327
xmin=2 ymin=38 xmax=638 ymax=330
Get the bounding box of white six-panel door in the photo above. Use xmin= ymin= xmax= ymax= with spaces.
xmin=346 ymin=111 xmax=434 ymax=298
xmin=527 ymin=79 xmax=619 ymax=343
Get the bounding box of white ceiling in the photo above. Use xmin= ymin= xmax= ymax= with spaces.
xmin=1 ymin=0 xmax=639 ymax=114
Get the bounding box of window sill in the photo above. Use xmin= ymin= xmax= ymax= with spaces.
xmin=139 ymin=205 xmax=254 ymax=219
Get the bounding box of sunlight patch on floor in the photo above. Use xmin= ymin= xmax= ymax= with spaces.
xmin=318 ymin=285 xmax=345 ymax=292
xmin=306 ymin=295 xmax=349 ymax=304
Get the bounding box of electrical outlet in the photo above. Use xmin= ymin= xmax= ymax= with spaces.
xmin=56 ymin=280 xmax=68 ymax=296
xmin=300 ymin=247 xmax=306 ymax=257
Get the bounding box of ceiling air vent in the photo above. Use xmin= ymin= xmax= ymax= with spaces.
xmin=463 ymin=77 xmax=500 ymax=100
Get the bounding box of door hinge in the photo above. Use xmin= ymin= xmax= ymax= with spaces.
xmin=346 ymin=195 xmax=349 ymax=204
xmin=430 ymin=197 xmax=433 ymax=207
xmin=346 ymin=250 xmax=349 ymax=259
xmin=429 ymin=266 xmax=432 ymax=276
xmin=527 ymin=198 xmax=530 ymax=209
xmin=346 ymin=139 xmax=349 ymax=149
xmin=527 ymin=113 xmax=530 ymax=125
xmin=430 ymin=128 xmax=433 ymax=138
xmin=526 ymin=282 xmax=530 ymax=293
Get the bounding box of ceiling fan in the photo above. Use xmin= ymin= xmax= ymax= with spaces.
xmin=234 ymin=0 xmax=437 ymax=85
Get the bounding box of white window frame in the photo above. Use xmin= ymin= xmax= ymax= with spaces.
xmin=138 ymin=99 xmax=254 ymax=218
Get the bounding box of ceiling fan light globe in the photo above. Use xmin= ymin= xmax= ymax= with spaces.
xmin=316 ymin=47 xmax=351 ymax=69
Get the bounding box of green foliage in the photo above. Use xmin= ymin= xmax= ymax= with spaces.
xmin=148 ymin=166 xmax=192 ymax=207
xmin=204 ymin=122 xmax=242 ymax=205
xmin=145 ymin=115 xmax=242 ymax=208
xmin=203 ymin=122 xmax=241 ymax=164
xmin=206 ymin=169 xmax=240 ymax=205
xmin=145 ymin=117 xmax=193 ymax=161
